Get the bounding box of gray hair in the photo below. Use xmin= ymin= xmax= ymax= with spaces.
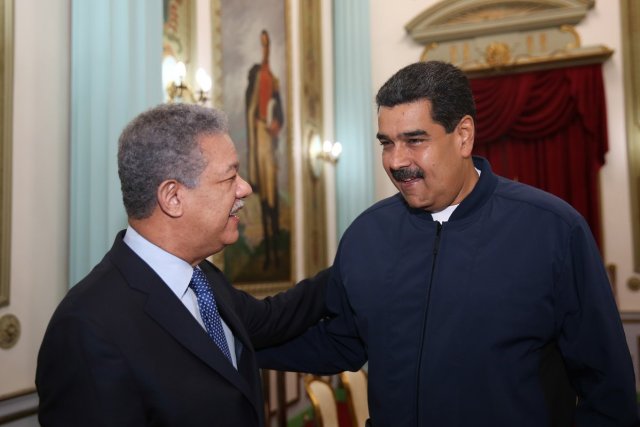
xmin=118 ymin=103 xmax=229 ymax=219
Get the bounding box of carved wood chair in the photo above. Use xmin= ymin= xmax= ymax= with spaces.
xmin=304 ymin=374 xmax=339 ymax=427
xmin=340 ymin=369 xmax=369 ymax=427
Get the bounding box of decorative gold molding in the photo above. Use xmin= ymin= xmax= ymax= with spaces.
xmin=299 ymin=0 xmax=328 ymax=276
xmin=559 ymin=24 xmax=580 ymax=49
xmin=210 ymin=0 xmax=222 ymax=107
xmin=407 ymin=0 xmax=610 ymax=77
xmin=622 ymin=0 xmax=640 ymax=273
xmin=233 ymin=282 xmax=293 ymax=299
xmin=0 ymin=313 xmax=19 ymax=349
xmin=406 ymin=0 xmax=595 ymax=44
xmin=0 ymin=0 xmax=13 ymax=308
xmin=162 ymin=0 xmax=193 ymax=61
xmin=162 ymin=0 xmax=197 ymax=99
xmin=484 ymin=42 xmax=512 ymax=67
xmin=462 ymin=44 xmax=612 ymax=78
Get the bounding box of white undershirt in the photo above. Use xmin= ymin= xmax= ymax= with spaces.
xmin=430 ymin=168 xmax=481 ymax=223
xmin=123 ymin=226 xmax=238 ymax=368
xmin=431 ymin=204 xmax=459 ymax=223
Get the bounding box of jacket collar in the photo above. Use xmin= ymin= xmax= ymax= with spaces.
xmin=449 ymin=156 xmax=498 ymax=221
xmin=107 ymin=231 xmax=261 ymax=420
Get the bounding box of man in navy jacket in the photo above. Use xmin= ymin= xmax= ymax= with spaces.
xmin=259 ymin=61 xmax=639 ymax=426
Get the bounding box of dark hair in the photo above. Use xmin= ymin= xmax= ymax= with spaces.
xmin=117 ymin=103 xmax=228 ymax=219
xmin=375 ymin=61 xmax=476 ymax=133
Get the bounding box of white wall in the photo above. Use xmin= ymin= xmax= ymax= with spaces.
xmin=369 ymin=0 xmax=640 ymax=311
xmin=0 ymin=0 xmax=70 ymax=400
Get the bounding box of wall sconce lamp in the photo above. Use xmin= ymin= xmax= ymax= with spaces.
xmin=162 ymin=56 xmax=212 ymax=105
xmin=309 ymin=133 xmax=342 ymax=178
xmin=194 ymin=68 xmax=212 ymax=104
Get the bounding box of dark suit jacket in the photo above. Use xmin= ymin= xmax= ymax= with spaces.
xmin=36 ymin=231 xmax=329 ymax=427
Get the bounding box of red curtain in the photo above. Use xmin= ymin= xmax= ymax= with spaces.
xmin=470 ymin=64 xmax=608 ymax=248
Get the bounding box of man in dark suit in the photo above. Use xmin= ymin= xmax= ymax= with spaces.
xmin=36 ymin=103 xmax=328 ymax=427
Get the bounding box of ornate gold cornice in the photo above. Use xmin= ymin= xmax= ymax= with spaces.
xmin=406 ymin=0 xmax=594 ymax=43
xmin=407 ymin=0 xmax=609 ymax=77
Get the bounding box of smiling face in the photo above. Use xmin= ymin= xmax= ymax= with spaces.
xmin=377 ymin=99 xmax=478 ymax=212
xmin=181 ymin=133 xmax=252 ymax=261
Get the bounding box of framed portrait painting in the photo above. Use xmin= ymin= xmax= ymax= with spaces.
xmin=622 ymin=0 xmax=640 ymax=274
xmin=211 ymin=0 xmax=293 ymax=296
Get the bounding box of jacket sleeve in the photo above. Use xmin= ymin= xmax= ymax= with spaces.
xmin=232 ymin=267 xmax=332 ymax=349
xmin=256 ymin=259 xmax=368 ymax=375
xmin=554 ymin=218 xmax=638 ymax=426
xmin=36 ymin=313 xmax=145 ymax=427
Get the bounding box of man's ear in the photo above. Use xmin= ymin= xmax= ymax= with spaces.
xmin=157 ymin=180 xmax=183 ymax=218
xmin=457 ymin=115 xmax=475 ymax=158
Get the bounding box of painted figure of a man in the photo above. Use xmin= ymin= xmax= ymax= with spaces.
xmin=245 ymin=29 xmax=283 ymax=270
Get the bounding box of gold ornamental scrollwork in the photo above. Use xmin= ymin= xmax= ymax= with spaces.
xmin=628 ymin=277 xmax=640 ymax=292
xmin=484 ymin=42 xmax=512 ymax=67
xmin=299 ymin=0 xmax=328 ymax=276
xmin=559 ymin=24 xmax=581 ymax=50
xmin=408 ymin=0 xmax=611 ymax=77
xmin=0 ymin=313 xmax=20 ymax=349
xmin=419 ymin=42 xmax=438 ymax=62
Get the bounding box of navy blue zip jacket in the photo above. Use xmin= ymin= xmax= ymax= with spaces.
xmin=258 ymin=157 xmax=638 ymax=426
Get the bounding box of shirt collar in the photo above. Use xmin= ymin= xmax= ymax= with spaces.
xmin=123 ymin=225 xmax=194 ymax=299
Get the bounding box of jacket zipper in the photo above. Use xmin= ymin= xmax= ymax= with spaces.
xmin=414 ymin=221 xmax=442 ymax=425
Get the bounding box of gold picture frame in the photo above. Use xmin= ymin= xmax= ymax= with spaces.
xmin=162 ymin=0 xmax=193 ymax=62
xmin=622 ymin=0 xmax=640 ymax=273
xmin=0 ymin=0 xmax=13 ymax=308
xmin=299 ymin=0 xmax=328 ymax=277
xmin=210 ymin=0 xmax=295 ymax=297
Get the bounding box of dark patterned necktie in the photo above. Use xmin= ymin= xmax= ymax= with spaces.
xmin=189 ymin=268 xmax=233 ymax=363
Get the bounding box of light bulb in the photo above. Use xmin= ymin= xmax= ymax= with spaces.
xmin=322 ymin=140 xmax=333 ymax=155
xmin=331 ymin=142 xmax=343 ymax=159
xmin=162 ymin=56 xmax=177 ymax=89
xmin=174 ymin=61 xmax=187 ymax=85
xmin=196 ymin=68 xmax=212 ymax=92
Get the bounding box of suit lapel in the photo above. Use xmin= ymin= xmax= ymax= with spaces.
xmin=107 ymin=232 xmax=261 ymax=417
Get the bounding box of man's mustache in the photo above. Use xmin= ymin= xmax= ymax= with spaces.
xmin=391 ymin=167 xmax=424 ymax=182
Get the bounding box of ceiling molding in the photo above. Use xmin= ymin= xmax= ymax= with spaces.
xmin=406 ymin=0 xmax=594 ymax=43
xmin=405 ymin=0 xmax=609 ymax=76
